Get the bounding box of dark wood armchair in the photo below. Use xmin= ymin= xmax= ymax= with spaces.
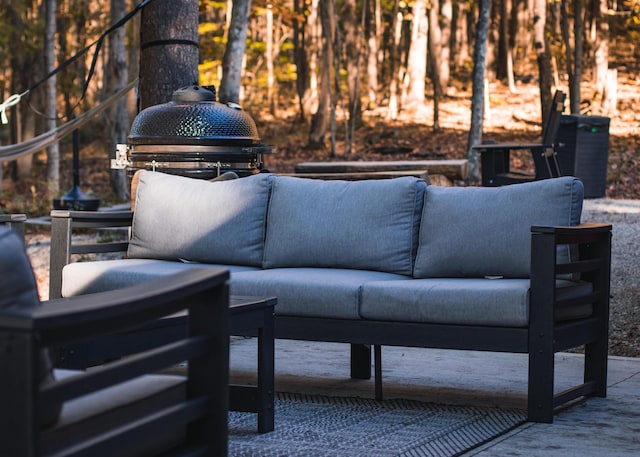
xmin=473 ymin=90 xmax=566 ymax=186
xmin=0 ymin=227 xmax=230 ymax=457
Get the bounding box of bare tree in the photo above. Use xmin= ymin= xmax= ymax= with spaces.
xmin=102 ymin=0 xmax=129 ymax=201
xmin=386 ymin=0 xmax=403 ymax=120
xmin=467 ymin=0 xmax=492 ymax=183
xmin=292 ymin=0 xmax=311 ymax=122
xmin=428 ymin=0 xmax=443 ymax=131
xmin=308 ymin=0 xmax=335 ymax=149
xmin=266 ymin=3 xmax=276 ymax=114
xmin=533 ymin=0 xmax=553 ymax=121
xmin=219 ymin=0 xmax=252 ymax=104
xmin=437 ymin=0 xmax=453 ymax=91
xmin=405 ymin=0 xmax=428 ymax=110
xmin=45 ymin=0 xmax=59 ymax=197
xmin=343 ymin=0 xmax=362 ymax=154
xmin=593 ymin=0 xmax=611 ymax=113
xmin=364 ymin=0 xmax=381 ymax=108
xmin=560 ymin=0 xmax=583 ymax=114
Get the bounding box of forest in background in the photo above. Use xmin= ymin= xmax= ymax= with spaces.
xmin=1 ymin=0 xmax=639 ymax=217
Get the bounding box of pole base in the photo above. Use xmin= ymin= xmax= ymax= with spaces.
xmin=53 ymin=185 xmax=100 ymax=211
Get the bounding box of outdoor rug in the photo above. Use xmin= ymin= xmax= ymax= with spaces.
xmin=229 ymin=392 xmax=526 ymax=456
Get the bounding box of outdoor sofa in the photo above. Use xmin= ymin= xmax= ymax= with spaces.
xmin=49 ymin=171 xmax=612 ymax=423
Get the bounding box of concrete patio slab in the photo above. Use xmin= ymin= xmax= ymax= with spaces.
xmin=228 ymin=338 xmax=640 ymax=455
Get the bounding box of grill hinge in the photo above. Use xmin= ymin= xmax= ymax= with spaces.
xmin=111 ymin=144 xmax=132 ymax=170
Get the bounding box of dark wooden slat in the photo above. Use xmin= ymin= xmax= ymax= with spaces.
xmin=294 ymin=159 xmax=468 ymax=180
xmin=70 ymin=241 xmax=129 ymax=255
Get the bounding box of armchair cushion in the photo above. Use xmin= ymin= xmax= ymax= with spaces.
xmin=128 ymin=171 xmax=271 ymax=267
xmin=413 ymin=177 xmax=584 ymax=278
xmin=43 ymin=370 xmax=186 ymax=457
xmin=0 ymin=228 xmax=61 ymax=427
xmin=263 ymin=176 xmax=426 ymax=275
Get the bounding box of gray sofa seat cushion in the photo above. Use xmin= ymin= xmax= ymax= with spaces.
xmin=263 ymin=176 xmax=426 ymax=275
xmin=231 ymin=268 xmax=410 ymax=319
xmin=43 ymin=370 xmax=185 ymax=457
xmin=414 ymin=176 xmax=584 ymax=278
xmin=61 ymin=258 xmax=257 ymax=297
xmin=127 ymin=171 xmax=272 ymax=267
xmin=360 ymin=278 xmax=593 ymax=327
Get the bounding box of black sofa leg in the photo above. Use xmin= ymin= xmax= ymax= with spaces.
xmin=528 ymin=350 xmax=554 ymax=423
xmin=584 ymin=340 xmax=608 ymax=398
xmin=374 ymin=345 xmax=383 ymax=400
xmin=350 ymin=344 xmax=371 ymax=380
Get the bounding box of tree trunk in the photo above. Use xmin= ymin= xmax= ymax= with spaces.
xmin=308 ymin=0 xmax=334 ymax=148
xmin=343 ymin=0 xmax=362 ymax=153
xmin=103 ymin=0 xmax=130 ymax=201
xmin=219 ymin=0 xmax=252 ymax=104
xmin=571 ymin=0 xmax=584 ymax=114
xmin=533 ymin=0 xmax=552 ymax=125
xmin=266 ymin=3 xmax=276 ymax=115
xmin=386 ymin=1 xmax=402 ymax=120
xmin=45 ymin=0 xmax=59 ymax=198
xmin=593 ymin=0 xmax=610 ymax=112
xmin=560 ymin=0 xmax=575 ymax=112
xmin=405 ymin=0 xmax=428 ymax=110
xmin=428 ymin=0 xmax=442 ymax=131
xmin=496 ymin=0 xmax=509 ymax=81
xmin=451 ymin=1 xmax=470 ymax=69
xmin=438 ymin=0 xmax=453 ymax=91
xmin=7 ymin=1 xmax=41 ymax=182
xmin=139 ymin=0 xmax=199 ymax=110
xmin=467 ymin=0 xmax=492 ymax=184
xmin=364 ymin=0 xmax=380 ymax=108
xmin=292 ymin=0 xmax=310 ymax=122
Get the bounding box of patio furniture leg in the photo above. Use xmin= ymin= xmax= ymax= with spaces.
xmin=257 ymin=306 xmax=275 ymax=433
xmin=350 ymin=344 xmax=372 ymax=379
xmin=528 ymin=349 xmax=554 ymax=423
xmin=374 ymin=345 xmax=383 ymax=401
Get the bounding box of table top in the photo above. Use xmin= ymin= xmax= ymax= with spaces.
xmin=162 ymin=295 xmax=276 ymax=322
xmin=230 ymin=295 xmax=277 ymax=312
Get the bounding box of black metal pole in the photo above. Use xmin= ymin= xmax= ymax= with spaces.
xmin=52 ymin=121 xmax=101 ymax=211
xmin=72 ymin=127 xmax=80 ymax=189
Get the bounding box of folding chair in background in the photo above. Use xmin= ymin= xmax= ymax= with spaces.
xmin=473 ymin=90 xmax=566 ymax=187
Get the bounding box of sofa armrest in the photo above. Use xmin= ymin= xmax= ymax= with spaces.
xmin=49 ymin=210 xmax=133 ymax=299
xmin=529 ymin=222 xmax=612 ymax=339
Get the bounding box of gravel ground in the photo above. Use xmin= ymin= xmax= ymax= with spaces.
xmin=24 ymin=198 xmax=640 ymax=357
xmin=581 ymin=199 xmax=640 ymax=357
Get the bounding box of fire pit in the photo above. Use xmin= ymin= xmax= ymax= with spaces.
xmin=113 ymin=85 xmax=272 ymax=179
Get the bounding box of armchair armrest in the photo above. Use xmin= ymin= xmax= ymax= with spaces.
xmin=49 ymin=210 xmax=133 ymax=299
xmin=0 ymin=213 xmax=27 ymax=238
xmin=473 ymin=142 xmax=560 ymax=185
xmin=1 ymin=267 xmax=230 ymax=456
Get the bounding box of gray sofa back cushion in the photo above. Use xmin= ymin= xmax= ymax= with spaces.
xmin=413 ymin=176 xmax=584 ymax=278
xmin=0 ymin=228 xmax=61 ymax=427
xmin=263 ymin=176 xmax=426 ymax=275
xmin=128 ymin=171 xmax=271 ymax=267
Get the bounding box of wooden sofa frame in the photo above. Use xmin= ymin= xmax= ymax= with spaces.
xmin=49 ymin=209 xmax=612 ymax=423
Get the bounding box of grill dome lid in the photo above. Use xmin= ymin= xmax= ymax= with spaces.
xmin=128 ymin=85 xmax=261 ymax=146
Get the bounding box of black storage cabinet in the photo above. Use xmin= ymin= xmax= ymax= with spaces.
xmin=556 ymin=114 xmax=610 ymax=198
